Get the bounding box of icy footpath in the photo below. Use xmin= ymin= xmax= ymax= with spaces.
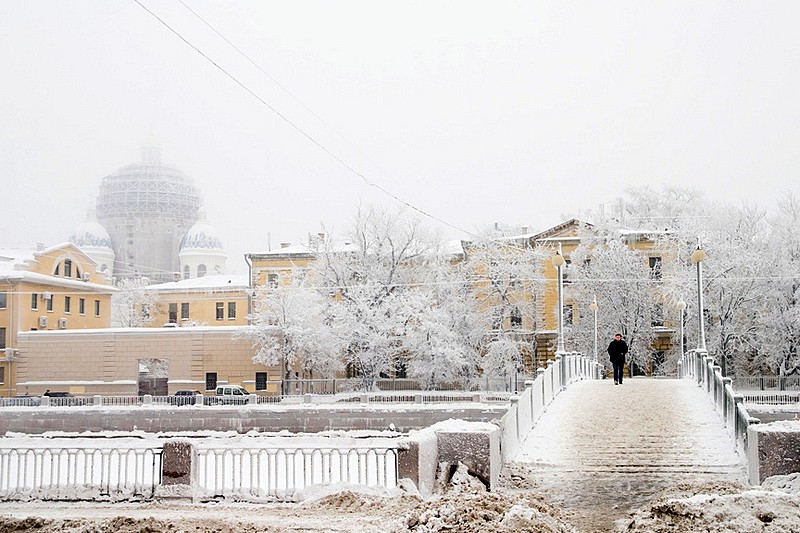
xmin=512 ymin=378 xmax=747 ymax=531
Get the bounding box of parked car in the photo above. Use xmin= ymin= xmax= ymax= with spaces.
xmin=214 ymin=385 xmax=250 ymax=404
xmin=172 ymin=389 xmax=202 ymax=406
xmin=42 ymin=391 xmax=73 ymax=397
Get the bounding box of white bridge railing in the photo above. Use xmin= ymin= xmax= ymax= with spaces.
xmin=0 ymin=442 xmax=162 ymax=501
xmin=500 ymin=352 xmax=602 ymax=460
xmin=678 ymin=350 xmax=761 ymax=455
xmin=195 ymin=442 xmax=398 ymax=500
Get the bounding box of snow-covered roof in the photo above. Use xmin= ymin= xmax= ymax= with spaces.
xmin=148 ymin=274 xmax=248 ymax=292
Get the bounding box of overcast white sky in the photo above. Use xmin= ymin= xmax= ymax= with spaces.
xmin=2 ymin=1 xmax=799 ymax=273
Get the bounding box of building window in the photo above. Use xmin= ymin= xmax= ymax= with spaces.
xmin=181 ymin=303 xmax=190 ymax=320
xmin=197 ymin=264 xmax=207 ymax=278
xmin=54 ymin=264 xmax=60 ymax=276
xmin=216 ymin=302 xmax=224 ymax=320
xmin=168 ymin=303 xmax=178 ymax=323
xmin=0 ymin=327 xmax=6 ymax=349
xmin=0 ymin=366 xmax=4 ymax=384
xmin=79 ymin=298 xmax=85 ymax=315
xmin=205 ymin=372 xmax=217 ymax=391
xmin=64 ymin=296 xmax=71 ymax=313
xmin=649 ymin=256 xmax=662 ymax=280
xmin=563 ymin=304 xmax=574 ymax=326
xmin=267 ymin=273 xmax=279 ymax=288
xmin=183 ymin=265 xmax=190 ymax=280
xmin=0 ymin=293 xmax=6 ymax=309
xmin=510 ymin=308 xmax=522 ymax=329
xmin=31 ymin=293 xmax=38 ymax=310
xmin=94 ymin=299 xmax=100 ymax=317
xmin=255 ymin=372 xmax=267 ymax=391
xmin=64 ymin=259 xmax=72 ymax=278
xmin=228 ymin=302 xmax=236 ymax=319
xmin=47 ymin=297 xmax=54 ymax=312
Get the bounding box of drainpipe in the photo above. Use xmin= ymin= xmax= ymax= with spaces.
xmin=244 ymin=254 xmax=253 ymax=325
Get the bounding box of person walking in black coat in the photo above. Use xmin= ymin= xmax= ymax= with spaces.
xmin=607 ymin=333 xmax=628 ymax=385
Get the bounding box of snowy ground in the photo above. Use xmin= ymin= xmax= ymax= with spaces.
xmin=1 ymin=379 xmax=799 ymax=532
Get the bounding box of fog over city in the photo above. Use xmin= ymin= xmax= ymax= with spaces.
xmin=2 ymin=1 xmax=800 ymax=273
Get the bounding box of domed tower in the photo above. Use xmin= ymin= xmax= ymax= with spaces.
xmin=179 ymin=216 xmax=227 ymax=279
xmin=69 ymin=219 xmax=116 ymax=279
xmin=95 ymin=141 xmax=201 ymax=283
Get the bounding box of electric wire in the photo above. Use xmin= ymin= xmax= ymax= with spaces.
xmin=131 ymin=0 xmax=480 ymax=240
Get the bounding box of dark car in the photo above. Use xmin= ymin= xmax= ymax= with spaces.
xmin=172 ymin=389 xmax=202 ymax=406
xmin=43 ymin=391 xmax=73 ymax=397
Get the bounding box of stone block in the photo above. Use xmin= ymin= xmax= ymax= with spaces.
xmin=434 ymin=420 xmax=501 ymax=491
xmin=748 ymin=422 xmax=800 ymax=484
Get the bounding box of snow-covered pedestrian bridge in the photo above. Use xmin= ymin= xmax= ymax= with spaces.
xmin=513 ymin=378 xmax=747 ymax=531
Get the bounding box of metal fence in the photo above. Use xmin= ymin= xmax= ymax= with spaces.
xmin=194 ymin=444 xmax=398 ymax=501
xmin=0 ymin=444 xmax=162 ymax=501
xmin=731 ymin=376 xmax=800 ymax=392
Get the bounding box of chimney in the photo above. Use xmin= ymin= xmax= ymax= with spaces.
xmin=173 ymin=272 xmax=182 ymax=281
xmin=280 ymin=242 xmax=291 ymax=249
xmin=521 ymin=225 xmax=530 ymax=234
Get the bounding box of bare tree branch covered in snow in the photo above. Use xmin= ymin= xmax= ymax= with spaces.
xmin=111 ymin=277 xmax=160 ymax=327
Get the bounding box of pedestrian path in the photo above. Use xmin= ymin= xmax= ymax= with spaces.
xmin=513 ymin=378 xmax=747 ymax=532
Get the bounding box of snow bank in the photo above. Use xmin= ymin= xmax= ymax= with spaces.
xmin=624 ymin=482 xmax=800 ymax=532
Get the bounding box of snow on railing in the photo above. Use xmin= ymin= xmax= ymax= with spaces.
xmin=679 ymin=350 xmax=761 ymax=455
xmin=0 ymin=442 xmax=162 ymax=501
xmin=194 ymin=443 xmax=399 ymax=501
xmin=499 ymin=352 xmax=601 ymax=460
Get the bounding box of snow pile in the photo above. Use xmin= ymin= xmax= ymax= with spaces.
xmin=623 ymin=481 xmax=800 ymax=532
xmin=762 ymin=472 xmax=800 ymax=495
xmin=397 ymin=491 xmax=574 ymax=532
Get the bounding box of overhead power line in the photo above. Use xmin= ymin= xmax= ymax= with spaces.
xmin=131 ymin=0 xmax=479 ymax=239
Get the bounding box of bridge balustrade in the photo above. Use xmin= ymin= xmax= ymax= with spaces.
xmin=678 ymin=350 xmax=761 ymax=455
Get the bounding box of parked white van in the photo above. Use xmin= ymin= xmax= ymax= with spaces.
xmin=215 ymin=385 xmax=249 ymax=397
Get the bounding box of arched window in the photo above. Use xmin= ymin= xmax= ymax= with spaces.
xmin=197 ymin=264 xmax=207 ymax=278
xmin=183 ymin=265 xmax=190 ymax=279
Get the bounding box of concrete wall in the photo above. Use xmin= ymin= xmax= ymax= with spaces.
xmin=0 ymin=405 xmax=508 ymax=436
xmin=747 ymin=422 xmax=800 ymax=484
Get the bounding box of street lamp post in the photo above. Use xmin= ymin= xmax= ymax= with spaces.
xmin=690 ymin=239 xmax=707 ymax=353
xmin=552 ymin=243 xmax=566 ymax=354
xmin=589 ymin=296 xmax=599 ymax=362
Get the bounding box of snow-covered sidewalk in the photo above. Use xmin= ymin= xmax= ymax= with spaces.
xmin=512 ymin=378 xmax=747 ymax=531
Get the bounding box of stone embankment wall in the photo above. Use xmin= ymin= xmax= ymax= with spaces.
xmin=0 ymin=405 xmax=507 ymax=435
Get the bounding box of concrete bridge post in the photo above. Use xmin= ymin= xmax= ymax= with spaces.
xmin=722 ymin=377 xmax=732 ymax=424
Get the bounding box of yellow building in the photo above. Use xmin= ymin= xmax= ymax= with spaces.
xmin=15 ymin=326 xmax=281 ymax=396
xmin=0 ymin=243 xmax=115 ymax=397
xmin=246 ymin=242 xmax=318 ymax=291
xmin=147 ymin=274 xmax=249 ymax=327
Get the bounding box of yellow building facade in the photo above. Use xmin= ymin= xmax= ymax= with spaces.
xmin=147 ymin=274 xmax=249 ymax=328
xmin=0 ymin=243 xmax=115 ymax=396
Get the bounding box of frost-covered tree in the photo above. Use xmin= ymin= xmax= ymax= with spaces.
xmin=248 ymin=276 xmax=340 ymax=393
xmin=755 ymin=194 xmax=800 ymax=376
xmin=465 ymin=238 xmax=546 ymax=373
xmin=569 ymin=233 xmax=657 ymax=376
xmin=404 ymin=256 xmax=484 ymax=389
xmin=315 ymin=206 xmax=438 ymax=390
xmin=111 ymin=277 xmax=159 ymax=327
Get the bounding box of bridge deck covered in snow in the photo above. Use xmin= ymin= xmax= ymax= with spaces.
xmin=513 ymin=378 xmax=747 ymax=531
